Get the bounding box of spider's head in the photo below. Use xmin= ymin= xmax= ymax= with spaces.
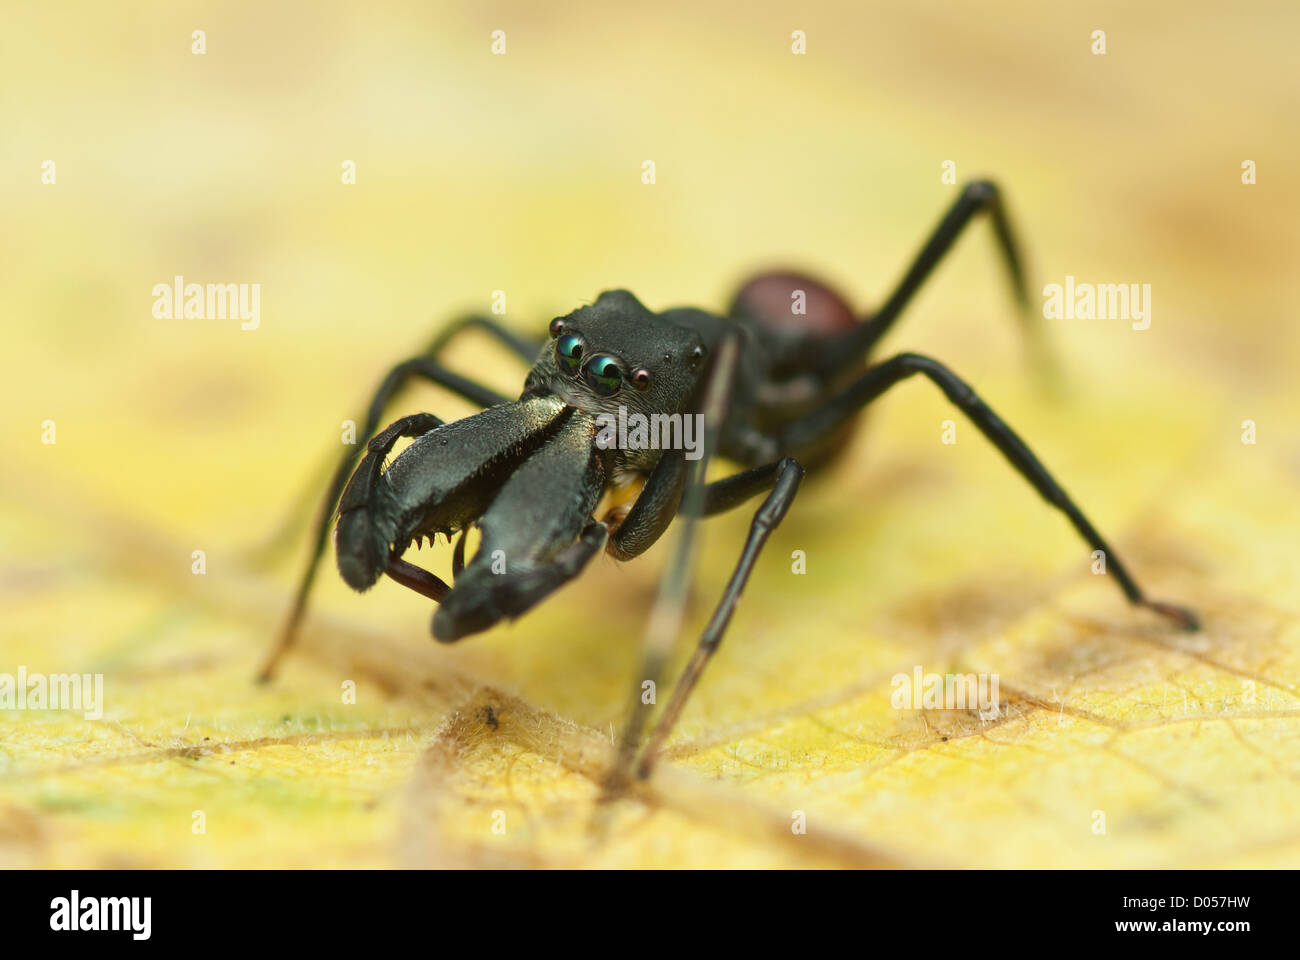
xmin=525 ymin=290 xmax=708 ymax=420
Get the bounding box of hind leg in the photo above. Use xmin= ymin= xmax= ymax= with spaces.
xmin=731 ymin=181 xmax=1037 ymax=385
xmin=828 ymin=180 xmax=1033 ymax=372
xmin=782 ymin=351 xmax=1199 ymax=629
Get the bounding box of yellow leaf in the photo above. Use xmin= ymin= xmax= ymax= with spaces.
xmin=2 ymin=0 xmax=1298 ymax=869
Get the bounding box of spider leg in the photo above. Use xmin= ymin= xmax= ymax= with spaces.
xmin=635 ymin=456 xmax=805 ymax=779
xmin=424 ymin=313 xmax=544 ymax=363
xmin=784 ymin=351 xmax=1200 ymax=630
xmin=601 ymin=332 xmax=745 ymax=795
xmin=258 ymin=351 xmax=509 ymax=683
xmin=818 ymin=180 xmax=1036 ymax=377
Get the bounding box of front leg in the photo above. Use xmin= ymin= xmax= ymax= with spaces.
xmin=636 ymin=457 xmax=805 ymax=778
xmin=602 ymin=333 xmax=745 ymax=795
xmin=424 ymin=313 xmax=544 ymax=364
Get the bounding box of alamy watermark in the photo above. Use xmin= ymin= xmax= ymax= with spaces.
xmin=152 ymin=275 xmax=260 ymax=330
xmin=0 ymin=666 xmax=104 ymax=719
xmin=891 ymin=666 xmax=1001 ymax=719
xmin=1042 ymin=276 xmax=1151 ymax=330
xmin=595 ymin=406 xmax=705 ymax=460
xmin=50 ymin=890 xmax=150 ymax=940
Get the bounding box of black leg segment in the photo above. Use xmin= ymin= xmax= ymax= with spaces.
xmin=784 ymin=352 xmax=1199 ymax=631
xmin=820 ymin=180 xmax=1031 ymax=376
xmin=424 ymin=313 xmax=544 ymax=364
xmin=637 ymin=457 xmax=805 ymax=777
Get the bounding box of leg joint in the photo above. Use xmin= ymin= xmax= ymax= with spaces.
xmin=962 ymin=179 xmax=999 ymax=204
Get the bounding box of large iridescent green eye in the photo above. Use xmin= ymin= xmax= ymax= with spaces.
xmin=583 ymin=354 xmax=622 ymax=396
xmin=555 ymin=333 xmax=583 ymax=373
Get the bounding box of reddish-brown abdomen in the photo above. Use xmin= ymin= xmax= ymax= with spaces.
xmin=729 ymin=271 xmax=859 ymax=340
xmin=730 ymin=271 xmax=867 ymax=471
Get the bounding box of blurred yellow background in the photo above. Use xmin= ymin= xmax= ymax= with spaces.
xmin=2 ymin=1 xmax=1298 ymax=867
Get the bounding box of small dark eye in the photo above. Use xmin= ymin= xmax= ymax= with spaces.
xmin=631 ymin=368 xmax=651 ymax=389
xmin=555 ymin=333 xmax=583 ymax=373
xmin=549 ymin=318 xmax=566 ymax=338
xmin=583 ymin=354 xmax=623 ymax=396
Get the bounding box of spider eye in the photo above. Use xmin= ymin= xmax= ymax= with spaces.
xmin=555 ymin=333 xmax=583 ymax=373
xmin=583 ymin=354 xmax=623 ymax=396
